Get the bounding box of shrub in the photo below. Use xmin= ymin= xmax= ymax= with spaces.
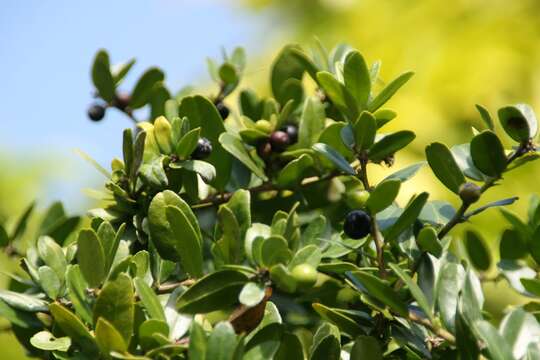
xmin=1 ymin=43 xmax=540 ymax=359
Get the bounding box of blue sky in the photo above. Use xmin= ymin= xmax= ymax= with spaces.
xmin=0 ymin=1 xmax=272 ymax=211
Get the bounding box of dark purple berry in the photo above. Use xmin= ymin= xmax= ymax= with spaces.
xmin=344 ymin=210 xmax=371 ymax=239
xmin=280 ymin=124 xmax=298 ymax=144
xmin=87 ymin=104 xmax=106 ymax=121
xmin=215 ymin=102 xmax=230 ymax=120
xmin=114 ymin=92 xmax=131 ymax=110
xmin=257 ymin=141 xmax=273 ymax=160
xmin=191 ymin=137 xmax=212 ymax=159
xmin=269 ymin=130 xmax=290 ymax=152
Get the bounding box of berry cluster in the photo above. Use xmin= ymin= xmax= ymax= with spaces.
xmin=257 ymin=124 xmax=298 ymax=159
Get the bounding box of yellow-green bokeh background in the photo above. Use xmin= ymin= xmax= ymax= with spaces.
xmin=3 ymin=0 xmax=540 ymax=357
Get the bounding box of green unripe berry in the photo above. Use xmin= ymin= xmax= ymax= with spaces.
xmin=459 ymin=182 xmax=481 ymax=204
xmin=291 ymin=264 xmax=318 ymax=289
xmin=255 ymin=119 xmax=273 ymax=134
xmin=346 ymin=190 xmax=370 ymax=208
xmin=336 ymin=287 xmax=357 ymax=305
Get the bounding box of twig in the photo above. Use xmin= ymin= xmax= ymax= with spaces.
xmin=408 ymin=310 xmax=456 ymax=344
xmin=358 ymin=155 xmax=387 ymax=278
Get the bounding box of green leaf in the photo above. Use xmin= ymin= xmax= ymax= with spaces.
xmin=473 ymin=320 xmax=515 ymax=360
xmin=95 ymin=318 xmax=128 ymax=357
xmin=0 ymin=224 xmax=8 ymax=247
xmin=309 ymin=323 xmax=341 ymax=360
xmin=37 ymin=235 xmax=67 ymax=281
xmin=175 ymin=127 xmax=201 ymax=159
xmin=38 ymin=266 xmax=61 ymax=299
xmin=188 ymin=321 xmax=207 ymax=360
xmin=49 ymin=303 xmax=98 ymax=354
xmin=0 ymin=290 xmax=47 ymax=312
xmin=219 ymin=133 xmax=267 ymax=180
xmin=386 ymin=192 xmax=428 ymax=242
xmin=350 ymin=335 xmax=383 ymax=360
xmin=178 ymin=96 xmax=232 ymax=189
xmin=348 ymin=271 xmax=408 ymax=317
xmin=112 ymin=58 xmax=135 ymax=85
xmin=475 ymin=104 xmax=494 ymax=130
xmin=352 ymin=111 xmax=377 ymax=151
xmin=206 ymin=322 xmax=237 ymax=360
xmin=176 ymin=270 xmax=248 ymax=314
xmin=288 ymin=245 xmax=322 ymax=270
xmin=529 ymin=226 xmax=540 ymax=265
xmin=369 ymin=131 xmax=415 ymax=162
xmin=261 ymin=236 xmax=292 ymax=267
xmin=470 ymin=130 xmax=507 ymax=177
xmin=366 ymin=179 xmax=401 ymax=214
xmin=368 ymin=71 xmax=413 ymax=112
xmin=416 ymin=226 xmax=442 ymax=257
xmin=165 ymin=206 xmax=203 ymax=278
xmin=388 ymin=263 xmax=433 ymax=321
xmin=500 ymin=308 xmax=540 ymax=359
xmin=130 ymin=67 xmax=165 ymax=109
xmin=312 ymin=143 xmax=355 ymax=175
xmin=271 ymin=46 xmax=306 ymax=105
xmin=498 ymin=104 xmax=538 ymax=142
xmin=239 ymin=282 xmax=266 ymax=307
xmin=269 ymin=264 xmax=297 ymax=293
xmin=134 ymin=277 xmax=165 ymax=321
xmin=11 ymin=201 xmax=35 ymax=241
xmin=30 ymin=330 xmax=71 ymax=352
xmin=77 ymin=229 xmax=106 ymax=288
xmin=464 ymin=230 xmax=491 ymax=271
xmin=244 ymin=323 xmax=283 ymax=360
xmin=435 ymin=261 xmax=465 ymax=332
xmin=316 ymin=71 xmax=358 ymax=121
xmin=0 ymin=299 xmax=40 ymax=328
xmin=93 ymin=273 xmax=134 ymax=344
xmin=139 ymin=319 xmax=169 ymax=351
xmin=344 ymin=51 xmax=371 ymax=108
xmin=139 ymin=155 xmax=168 ymax=188
xmin=219 ymin=63 xmax=239 ymax=85
xmin=66 ymin=265 xmax=93 ymax=325
xmin=499 ymin=228 xmax=527 ymax=260
xmin=312 ymin=303 xmax=363 ymax=337
xmin=276 ymin=154 xmax=314 ymax=188
xmin=425 ymin=142 xmax=466 ymax=194
xmin=521 ymin=278 xmax=540 ymax=297
xmin=298 ymin=97 xmax=325 ymax=148
xmin=173 ymin=159 xmax=216 ymax=183
xmin=92 ymin=50 xmax=115 ymax=102
xmin=148 ymin=190 xmax=202 ymax=265
xmin=383 ymin=162 xmax=425 ymax=183
xmin=275 ymin=332 xmax=304 ymax=360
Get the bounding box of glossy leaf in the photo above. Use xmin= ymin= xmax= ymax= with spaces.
xmin=95 ymin=318 xmax=128 ymax=356
xmin=425 ymin=142 xmax=465 ymax=193
xmin=475 ymin=104 xmax=494 ymax=130
xmin=498 ymin=104 xmax=538 ymax=142
xmin=389 ymin=263 xmax=433 ymax=320
xmin=353 ymin=111 xmax=377 ymax=150
xmin=93 ymin=273 xmax=134 ymax=344
xmin=368 ymin=131 xmax=415 ymax=163
xmin=368 ymin=71 xmax=414 ymax=112
xmin=344 ymin=51 xmax=371 ymax=107
xmin=92 ymin=50 xmax=115 ymax=102
xmin=350 ymin=335 xmax=383 ymax=360
xmin=317 ymin=71 xmax=358 ymax=121
xmin=30 ymin=330 xmax=71 ymax=352
xmin=366 ymin=179 xmax=401 ymax=214
xmin=77 ymin=229 xmax=106 ymax=288
xmin=49 ymin=303 xmax=98 ymax=354
xmin=298 ymin=97 xmax=325 ymax=148
xmin=312 ymin=143 xmax=355 ymax=175
xmin=239 ymin=282 xmax=266 ymax=307
xmin=206 ymin=322 xmax=237 ymax=360
xmin=385 ymin=192 xmax=428 ymax=242
xmin=130 ymin=68 xmax=165 ymax=109
xmin=312 ymin=303 xmax=363 ymax=337
xmin=176 ymin=270 xmax=248 ymax=314
xmin=470 ymin=130 xmax=507 ymax=177
xmin=220 ymin=132 xmax=267 ymax=180
xmin=464 ymin=230 xmax=491 ymax=271
xmin=348 ymin=271 xmax=408 ymax=317
xmin=134 ymin=277 xmax=165 ymax=321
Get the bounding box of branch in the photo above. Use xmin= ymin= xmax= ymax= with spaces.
xmin=358 ymin=156 xmax=387 ymax=278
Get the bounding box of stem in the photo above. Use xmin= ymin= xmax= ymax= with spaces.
xmin=191 ymin=172 xmax=340 ymax=209
xmin=358 ymin=156 xmax=387 ymax=278
xmin=408 ymin=311 xmax=456 ymax=344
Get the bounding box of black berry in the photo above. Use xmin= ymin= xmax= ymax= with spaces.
xmin=269 ymin=131 xmax=290 ymax=152
xmin=344 ymin=210 xmax=371 ymax=239
xmin=215 ymin=102 xmax=230 ymax=120
xmin=257 ymin=141 xmax=273 ymax=160
xmin=114 ymin=92 xmax=131 ymax=110
xmin=280 ymin=124 xmax=298 ymax=144
xmin=191 ymin=137 xmax=213 ymax=159
xmin=87 ymin=104 xmax=106 ymax=121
